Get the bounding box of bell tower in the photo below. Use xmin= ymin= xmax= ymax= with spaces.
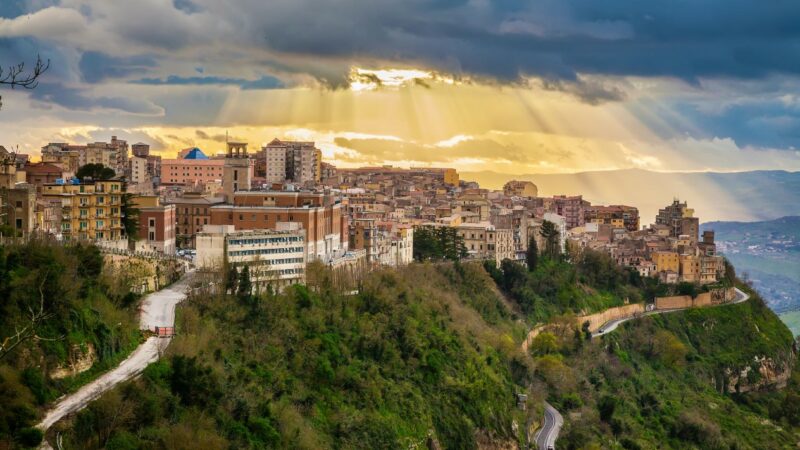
xmin=222 ymin=142 xmax=252 ymax=203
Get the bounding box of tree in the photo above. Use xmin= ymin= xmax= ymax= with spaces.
xmin=121 ymin=192 xmax=139 ymax=242
xmin=529 ymin=332 xmax=559 ymax=356
xmin=540 ymin=220 xmax=561 ymax=260
xmin=525 ymin=235 xmax=538 ymax=272
xmin=225 ymin=265 xmax=238 ymax=294
xmin=0 ymin=55 xmax=49 ymax=111
xmin=237 ymin=265 xmax=253 ymax=302
xmin=412 ymin=226 xmax=467 ymax=262
xmin=76 ymin=163 xmax=116 ymax=181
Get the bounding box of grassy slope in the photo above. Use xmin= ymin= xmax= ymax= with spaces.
xmin=553 ymin=288 xmax=799 ymax=449
xmin=48 ymin=259 xmax=800 ymax=450
xmin=0 ymin=242 xmax=141 ymax=448
xmin=53 ymin=263 xmax=531 ymax=450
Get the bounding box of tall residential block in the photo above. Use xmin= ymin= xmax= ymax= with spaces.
xmin=42 ymin=179 xmax=125 ymax=242
xmin=262 ymin=139 xmax=322 ymax=184
xmin=41 ymin=136 xmax=129 ymax=177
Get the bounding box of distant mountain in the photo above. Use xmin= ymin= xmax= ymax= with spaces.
xmin=463 ymin=169 xmax=800 ymax=223
xmin=702 ymin=216 xmax=800 ymax=335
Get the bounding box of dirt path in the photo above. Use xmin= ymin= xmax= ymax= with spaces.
xmin=36 ymin=270 xmax=195 ymax=434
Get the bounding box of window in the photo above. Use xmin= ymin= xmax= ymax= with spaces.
xmin=149 ymin=231 xmax=155 ymax=241
xmin=149 ymin=218 xmax=155 ymax=227
xmin=234 ymin=170 xmax=238 ymax=181
xmin=15 ymin=201 xmax=22 ymax=208
xmin=15 ymin=218 xmax=22 ymax=229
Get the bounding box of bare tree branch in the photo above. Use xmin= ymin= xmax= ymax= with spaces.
xmin=0 ymin=54 xmax=50 ymax=111
xmin=0 ymin=272 xmax=61 ymax=360
xmin=0 ymin=54 xmax=50 ymax=89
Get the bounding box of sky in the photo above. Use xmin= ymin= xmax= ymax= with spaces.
xmin=1 ymin=0 xmax=800 ymax=177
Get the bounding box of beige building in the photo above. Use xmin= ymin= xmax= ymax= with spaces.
xmin=42 ymin=179 xmax=125 ymax=242
xmin=130 ymin=156 xmax=150 ymax=185
xmin=503 ymin=180 xmax=538 ymax=198
xmin=222 ymin=142 xmax=252 ymax=201
xmin=42 ymin=136 xmax=129 ymax=176
xmin=196 ymin=224 xmax=307 ymax=291
xmin=457 ymin=221 xmax=514 ymax=266
xmin=653 ymin=251 xmax=680 ymax=275
xmin=262 ymin=139 xmax=322 ymax=184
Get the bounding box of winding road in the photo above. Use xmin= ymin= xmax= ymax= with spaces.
xmin=37 ymin=269 xmax=195 ymax=433
xmin=529 ymin=287 xmax=750 ymax=449
xmin=592 ymin=287 xmax=750 ymax=338
xmin=534 ymin=402 xmax=563 ymax=450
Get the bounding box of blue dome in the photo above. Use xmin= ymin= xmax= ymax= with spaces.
xmin=183 ymin=147 xmax=208 ymax=159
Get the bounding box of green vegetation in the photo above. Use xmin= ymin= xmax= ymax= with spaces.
xmin=76 ymin=163 xmax=116 ymax=181
xmin=485 ymin=248 xmax=665 ymax=324
xmin=537 ymin=288 xmax=800 ymax=449
xmin=53 ymin=263 xmax=530 ymax=449
xmin=17 ymin=243 xmax=800 ymax=449
xmin=412 ymin=225 xmax=467 ymax=262
xmin=0 ymin=240 xmax=141 ymax=448
xmin=121 ymin=191 xmax=140 ymax=242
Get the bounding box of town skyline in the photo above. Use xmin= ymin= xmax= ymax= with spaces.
xmin=2 ymin=2 xmax=800 ymax=175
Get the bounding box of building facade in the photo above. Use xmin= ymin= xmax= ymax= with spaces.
xmin=133 ymin=196 xmax=176 ymax=254
xmin=262 ymin=139 xmax=322 ymax=184
xmin=196 ymin=224 xmax=307 ymax=291
xmin=457 ymin=221 xmax=515 ymax=266
xmin=42 ymin=179 xmax=125 ymax=242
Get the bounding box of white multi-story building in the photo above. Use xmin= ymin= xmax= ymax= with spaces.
xmin=262 ymin=138 xmax=322 ymax=184
xmin=130 ymin=156 xmax=149 ymax=185
xmin=196 ymin=223 xmax=307 ymax=291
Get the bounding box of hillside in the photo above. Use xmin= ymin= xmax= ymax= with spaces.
xmin=462 ymin=169 xmax=800 ymax=223
xmin=0 ymin=241 xmax=142 ymax=448
xmin=702 ymin=216 xmax=800 ymax=335
xmin=42 ymin=253 xmax=800 ymax=449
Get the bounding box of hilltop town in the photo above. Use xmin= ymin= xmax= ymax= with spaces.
xmin=1 ymin=137 xmax=724 ymax=289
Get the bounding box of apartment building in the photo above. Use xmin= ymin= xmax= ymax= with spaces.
xmin=132 ymin=196 xmax=176 ymax=254
xmin=349 ymin=219 xmax=414 ymax=266
xmin=457 ymin=221 xmax=514 ymax=266
xmin=42 ymin=179 xmax=125 ymax=242
xmin=503 ymin=180 xmax=538 ymax=198
xmin=262 ymin=139 xmax=322 ymax=184
xmin=584 ymin=205 xmax=640 ymax=232
xmin=130 ymin=156 xmax=150 ymax=185
xmin=552 ymin=195 xmax=588 ymax=230
xmin=41 ymin=136 xmax=129 ymax=176
xmin=165 ymin=193 xmax=226 ymax=248
xmin=210 ymin=204 xmax=346 ymax=262
xmin=196 ymin=224 xmax=307 ymax=291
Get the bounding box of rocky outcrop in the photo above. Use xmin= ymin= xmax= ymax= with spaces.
xmin=49 ymin=343 xmax=96 ymax=380
xmin=725 ymin=353 xmax=795 ymax=393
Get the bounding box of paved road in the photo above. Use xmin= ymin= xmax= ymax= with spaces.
xmin=592 ymin=287 xmax=750 ymax=338
xmin=534 ymin=402 xmax=563 ymax=450
xmin=37 ymin=270 xmax=195 ymax=432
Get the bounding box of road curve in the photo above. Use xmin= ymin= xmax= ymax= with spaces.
xmin=592 ymin=287 xmax=750 ymax=338
xmin=37 ymin=270 xmax=195 ymax=432
xmin=534 ymin=401 xmax=563 ymax=450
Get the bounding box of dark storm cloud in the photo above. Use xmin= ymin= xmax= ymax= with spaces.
xmin=79 ymin=52 xmax=156 ymax=83
xmin=135 ymin=75 xmax=284 ymax=89
xmin=29 ymin=82 xmax=162 ymax=115
xmin=250 ymin=0 xmax=800 ymax=84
